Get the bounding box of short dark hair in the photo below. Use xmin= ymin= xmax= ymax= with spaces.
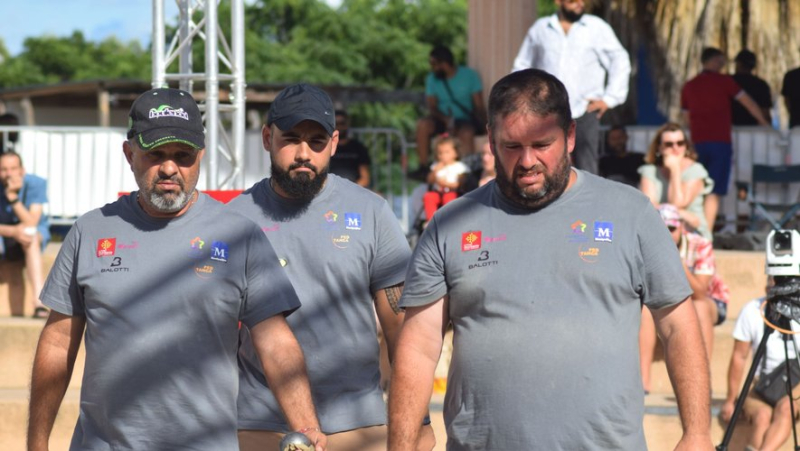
xmin=701 ymin=47 xmax=724 ymax=64
xmin=429 ymin=45 xmax=455 ymax=66
xmin=487 ymin=69 xmax=572 ymax=136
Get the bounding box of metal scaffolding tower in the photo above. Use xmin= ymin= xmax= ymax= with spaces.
xmin=151 ymin=0 xmax=246 ymax=189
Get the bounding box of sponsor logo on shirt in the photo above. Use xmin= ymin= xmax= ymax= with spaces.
xmin=484 ymin=233 xmax=506 ymax=243
xmin=279 ymin=258 xmax=288 ymax=267
xmin=117 ymin=241 xmax=139 ymax=250
xmin=579 ymin=245 xmax=600 ymax=263
xmin=210 ymin=241 xmax=229 ymax=263
xmin=324 ymin=210 xmax=338 ymax=223
xmin=461 ymin=231 xmax=481 ymax=252
xmin=96 ymin=238 xmax=116 ymax=257
xmin=468 ymin=250 xmax=498 ymax=270
xmin=344 ymin=213 xmax=362 ymax=230
xmin=100 ymin=256 xmax=129 ymax=273
xmin=332 ymin=234 xmax=350 ymax=249
xmin=594 ymin=221 xmax=613 ymax=242
xmin=195 ymin=264 xmax=215 ymax=278
xmin=262 ymin=224 xmax=280 ymax=233
xmin=568 ymin=220 xmax=588 ymax=243
xmin=189 ymin=236 xmax=206 ymax=258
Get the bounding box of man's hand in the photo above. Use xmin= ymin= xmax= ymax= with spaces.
xmin=13 ymin=224 xmax=34 ymax=246
xmin=586 ymin=99 xmax=610 ymax=118
xmin=3 ymin=174 xmax=22 ymax=198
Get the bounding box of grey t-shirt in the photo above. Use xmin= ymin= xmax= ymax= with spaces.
xmin=401 ymin=170 xmax=691 ymax=450
xmin=228 ymin=175 xmax=411 ymax=433
xmin=41 ymin=192 xmax=300 ymax=450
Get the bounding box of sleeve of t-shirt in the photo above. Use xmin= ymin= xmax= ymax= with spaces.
xmin=355 ymin=141 xmax=371 ymax=166
xmin=467 ymin=68 xmax=483 ymax=94
xmin=399 ymin=218 xmax=448 ymax=308
xmin=637 ymin=200 xmax=693 ymax=310
xmin=732 ymin=300 xmax=761 ymax=343
xmin=369 ymin=200 xmax=411 ymax=293
xmin=680 ymin=84 xmax=689 ymax=110
xmin=26 ymin=176 xmax=48 ymax=205
xmin=727 ymin=76 xmax=744 ymax=98
xmin=425 ymin=73 xmax=436 ymax=97
xmin=240 ymin=223 xmax=301 ymax=328
xmin=40 ymin=221 xmax=85 ymax=316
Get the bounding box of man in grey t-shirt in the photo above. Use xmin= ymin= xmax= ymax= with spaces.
xmin=27 ymin=88 xmax=326 ymax=451
xmin=387 ymin=70 xmax=713 ymax=450
xmin=229 ymin=83 xmax=433 ymax=451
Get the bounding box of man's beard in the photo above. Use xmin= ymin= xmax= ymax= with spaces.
xmin=495 ymin=147 xmax=572 ymax=211
xmin=271 ymin=161 xmax=328 ymax=201
xmin=560 ymin=7 xmax=584 ymax=23
xmin=138 ymin=175 xmax=194 ymax=213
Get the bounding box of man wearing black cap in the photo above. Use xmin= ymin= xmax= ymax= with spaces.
xmin=732 ymin=49 xmax=772 ymax=126
xmin=229 ymin=83 xmax=433 ymax=450
xmin=27 ymin=88 xmax=326 ymax=451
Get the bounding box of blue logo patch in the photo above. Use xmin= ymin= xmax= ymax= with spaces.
xmin=594 ymin=222 xmax=613 ymax=242
xmin=210 ymin=241 xmax=229 ymax=262
xmin=345 ymin=213 xmax=362 ymax=230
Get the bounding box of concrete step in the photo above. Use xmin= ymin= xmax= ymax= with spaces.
xmin=0 ymin=388 xmax=79 ymax=451
xmin=0 ymin=242 xmax=61 ymax=318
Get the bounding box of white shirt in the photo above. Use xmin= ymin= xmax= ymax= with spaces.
xmin=429 ymin=161 xmax=470 ymax=192
xmin=733 ymin=298 xmax=800 ymax=376
xmin=512 ymin=14 xmax=631 ymax=117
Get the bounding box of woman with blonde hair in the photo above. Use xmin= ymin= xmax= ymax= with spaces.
xmin=639 ymin=122 xmax=714 ymax=239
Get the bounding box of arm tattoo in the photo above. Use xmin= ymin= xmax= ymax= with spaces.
xmin=383 ymin=283 xmax=403 ymax=315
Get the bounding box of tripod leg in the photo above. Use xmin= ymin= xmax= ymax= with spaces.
xmin=718 ymin=325 xmax=776 ymax=450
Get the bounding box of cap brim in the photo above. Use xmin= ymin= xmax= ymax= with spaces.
xmin=272 ymin=114 xmax=334 ymax=136
xmin=136 ymin=127 xmax=205 ymax=150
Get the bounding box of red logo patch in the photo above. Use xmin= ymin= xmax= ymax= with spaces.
xmin=461 ymin=231 xmax=481 ymax=252
xmin=97 ymin=238 xmax=116 ymax=257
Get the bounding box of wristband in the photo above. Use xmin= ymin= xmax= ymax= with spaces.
xmin=23 ymin=227 xmax=37 ymax=237
xmin=422 ymin=415 xmax=431 ymax=426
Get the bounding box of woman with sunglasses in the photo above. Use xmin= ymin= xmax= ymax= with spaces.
xmin=639 ymin=122 xmax=715 ymax=240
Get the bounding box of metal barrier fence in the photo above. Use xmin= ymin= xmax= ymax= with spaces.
xmin=0 ymin=125 xmax=412 ymax=233
xmin=6 ymin=123 xmax=796 ymax=233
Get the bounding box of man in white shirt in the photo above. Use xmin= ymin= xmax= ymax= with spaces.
xmin=512 ymin=0 xmax=630 ymax=175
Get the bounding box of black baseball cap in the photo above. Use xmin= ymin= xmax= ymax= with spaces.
xmin=267 ymin=84 xmax=335 ymax=136
xmin=127 ymin=88 xmax=205 ymax=150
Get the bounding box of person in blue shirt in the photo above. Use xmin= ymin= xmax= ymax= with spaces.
xmin=410 ymin=45 xmax=486 ymax=180
xmin=0 ymin=151 xmax=50 ymax=318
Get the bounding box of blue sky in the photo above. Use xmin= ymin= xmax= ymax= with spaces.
xmin=0 ymin=0 xmax=342 ymax=56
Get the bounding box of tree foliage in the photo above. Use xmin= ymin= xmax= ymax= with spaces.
xmin=0 ymin=31 xmax=150 ymax=87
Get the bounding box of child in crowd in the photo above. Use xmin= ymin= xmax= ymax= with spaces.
xmin=422 ymin=135 xmax=469 ymax=223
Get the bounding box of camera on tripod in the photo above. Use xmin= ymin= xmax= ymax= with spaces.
xmin=765 ymin=229 xmax=800 ymax=323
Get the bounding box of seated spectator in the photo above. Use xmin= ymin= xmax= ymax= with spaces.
xmin=410 ymin=45 xmax=486 ymax=181
xmin=639 ymin=203 xmax=729 ymax=394
xmin=422 ymin=135 xmax=469 ymax=223
xmin=639 ymin=122 xmax=714 ymax=240
xmin=459 ymin=140 xmax=496 ymax=194
xmin=599 ymin=125 xmax=644 ymax=187
xmin=0 ymin=113 xmax=20 ymax=153
xmin=0 ymin=151 xmax=50 ymax=318
xmin=720 ymin=279 xmax=800 ymax=451
xmin=330 ymin=109 xmax=371 ymax=187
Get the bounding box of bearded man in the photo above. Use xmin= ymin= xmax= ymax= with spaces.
xmin=228 ymin=83 xmax=434 ymax=451
xmin=512 ymin=0 xmax=631 ymax=175
xmin=387 ymin=69 xmax=712 ymax=450
xmin=27 ymin=88 xmax=325 ymax=450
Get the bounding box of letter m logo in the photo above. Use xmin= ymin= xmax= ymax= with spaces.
xmin=593 ymin=222 xmax=613 ymax=242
